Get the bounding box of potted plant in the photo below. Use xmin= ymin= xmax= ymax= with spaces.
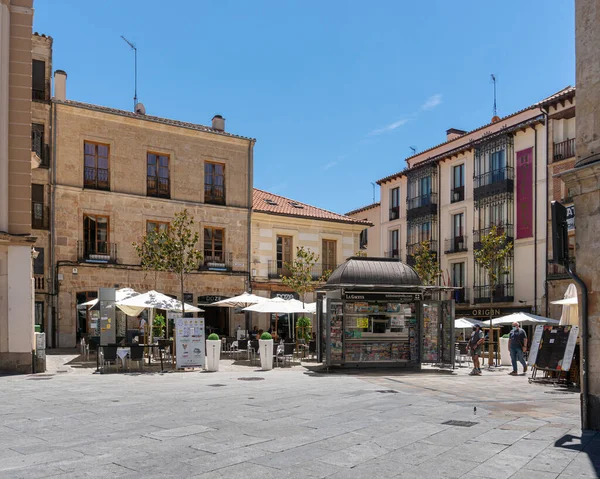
xmin=206 ymin=333 xmax=221 ymax=372
xmin=259 ymin=332 xmax=274 ymax=370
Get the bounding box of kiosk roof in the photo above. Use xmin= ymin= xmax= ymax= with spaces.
xmin=325 ymin=257 xmax=422 ymax=289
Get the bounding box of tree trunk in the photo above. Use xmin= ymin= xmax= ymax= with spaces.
xmin=488 ymin=281 xmax=495 ymax=368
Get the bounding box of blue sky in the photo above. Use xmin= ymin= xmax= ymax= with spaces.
xmin=34 ymin=0 xmax=575 ymax=214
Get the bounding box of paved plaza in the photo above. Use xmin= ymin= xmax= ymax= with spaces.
xmin=0 ymin=352 xmax=598 ymax=478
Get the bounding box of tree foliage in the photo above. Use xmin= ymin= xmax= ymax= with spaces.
xmin=281 ymin=246 xmax=331 ymax=304
xmin=412 ymin=240 xmax=441 ymax=286
xmin=133 ymin=209 xmax=203 ymax=320
xmin=473 ymin=224 xmax=513 ymax=302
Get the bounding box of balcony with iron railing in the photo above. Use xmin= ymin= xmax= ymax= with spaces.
xmin=205 ymin=185 xmax=225 ymax=205
xmin=31 ymin=204 xmax=49 ymax=230
xmin=473 ymin=166 xmax=514 ymax=200
xmin=84 ymin=167 xmax=110 ymax=191
xmin=34 ymin=274 xmax=46 ymax=291
xmin=32 ymin=143 xmax=50 ymax=168
xmin=147 ymin=176 xmax=170 ymax=198
xmin=451 ymin=287 xmax=469 ymax=304
xmin=406 ymin=240 xmax=437 ymax=266
xmin=384 ymin=249 xmax=400 ymax=259
xmin=389 ymin=206 xmax=400 ymax=221
xmin=451 ymin=186 xmax=464 ymax=203
xmin=267 ymin=260 xmax=337 ymax=280
xmin=199 ymin=252 xmax=233 ymax=272
xmin=473 ymin=224 xmax=514 ymax=250
xmin=77 ymin=240 xmax=118 ymax=264
xmin=547 ymin=258 xmax=576 ymax=279
xmin=473 ymin=283 xmax=514 ymax=304
xmin=444 ymin=235 xmax=468 ymax=254
xmin=406 ymin=193 xmax=438 ymax=220
xmin=553 ymin=138 xmax=576 ymax=162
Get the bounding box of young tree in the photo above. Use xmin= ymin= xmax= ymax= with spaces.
xmin=412 ymin=240 xmax=442 ymax=286
xmin=281 ymin=246 xmax=331 ymax=306
xmin=133 ymin=209 xmax=203 ymax=337
xmin=473 ymin=224 xmax=513 ymax=367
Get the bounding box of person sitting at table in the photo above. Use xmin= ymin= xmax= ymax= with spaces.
xmin=251 ymin=325 xmax=259 ymax=339
xmin=257 ymin=329 xmax=263 ymax=339
xmin=458 ymin=333 xmax=465 ymax=341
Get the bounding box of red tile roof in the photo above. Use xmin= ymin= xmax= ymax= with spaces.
xmin=253 ymin=189 xmax=371 ymax=226
xmin=345 ymin=202 xmax=380 ymax=216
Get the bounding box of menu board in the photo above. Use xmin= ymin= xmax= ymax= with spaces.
xmin=329 ymin=303 xmax=343 ymax=363
xmin=532 ymin=325 xmax=579 ymax=371
xmin=175 ymin=317 xmax=205 ymax=369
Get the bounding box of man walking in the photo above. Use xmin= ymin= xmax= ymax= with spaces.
xmin=509 ymin=321 xmax=528 ymax=375
xmin=467 ymin=324 xmax=485 ymax=375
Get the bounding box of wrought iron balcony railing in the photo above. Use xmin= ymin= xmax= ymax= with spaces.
xmin=473 ymin=224 xmax=514 ymax=250
xmin=451 ymin=287 xmax=469 ymax=304
xmin=31 ymin=204 xmax=49 ymax=230
xmin=444 ymin=235 xmax=468 ymax=254
xmin=205 ymin=185 xmax=225 ymax=205
xmin=473 ymin=166 xmax=514 ymax=200
xmin=267 ymin=260 xmax=337 ymax=280
xmin=389 ymin=206 xmax=400 ymax=221
xmin=553 ymin=138 xmax=576 ymax=162
xmin=77 ymin=240 xmax=118 ymax=264
xmin=406 ymin=240 xmax=437 ymax=266
xmin=199 ymin=252 xmax=233 ymax=272
xmin=384 ymin=249 xmax=400 ymax=259
xmin=473 ymin=283 xmax=514 ymax=304
xmin=451 ymin=186 xmax=464 ymax=203
xmin=547 ymin=258 xmax=576 ymax=279
xmin=84 ymin=167 xmax=110 ymax=190
xmin=34 ymin=274 xmax=46 ymax=291
xmin=147 ymin=176 xmax=170 ymax=198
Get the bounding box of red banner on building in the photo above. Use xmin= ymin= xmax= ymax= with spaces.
xmin=516 ymin=147 xmax=533 ymax=239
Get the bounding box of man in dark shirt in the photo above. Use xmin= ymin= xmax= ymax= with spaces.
xmin=467 ymin=324 xmax=485 ymax=375
xmin=509 ymin=321 xmax=528 ymax=375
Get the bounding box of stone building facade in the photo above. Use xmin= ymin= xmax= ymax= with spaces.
xmin=345 ymin=202 xmax=380 ymax=258
xmin=0 ymin=0 xmax=36 ymax=373
xmin=250 ymin=188 xmax=369 ymax=334
xmin=42 ymin=70 xmax=255 ymax=347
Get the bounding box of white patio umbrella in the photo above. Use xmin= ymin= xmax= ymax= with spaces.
xmin=77 ymin=288 xmax=142 ymax=313
xmin=243 ymin=298 xmax=312 ymax=339
xmin=304 ymin=302 xmax=317 ymax=314
xmin=455 ymin=317 xmax=483 ymax=329
xmin=118 ymin=290 xmax=203 ymax=342
xmin=210 ymin=292 xmax=267 ymax=308
xmin=490 ymin=312 xmax=560 ymax=327
xmin=552 ymin=283 xmax=579 ymax=326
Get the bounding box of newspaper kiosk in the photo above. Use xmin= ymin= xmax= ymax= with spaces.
xmin=317 ymin=257 xmax=455 ymax=368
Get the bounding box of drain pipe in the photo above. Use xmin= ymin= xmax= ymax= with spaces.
xmin=50 ymin=101 xmax=58 ymax=348
xmin=246 ymin=139 xmax=255 ymax=333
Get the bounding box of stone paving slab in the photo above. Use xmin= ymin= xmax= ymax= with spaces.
xmin=0 ymin=352 xmax=598 ymax=478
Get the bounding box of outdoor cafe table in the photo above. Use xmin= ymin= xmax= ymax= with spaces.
xmin=117 ymin=347 xmax=130 ymax=370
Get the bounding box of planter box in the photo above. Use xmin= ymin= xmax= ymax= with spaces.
xmin=206 ymin=340 xmax=221 ymax=371
xmin=499 ymin=337 xmax=511 ymax=366
xmin=259 ymin=339 xmax=274 ymax=370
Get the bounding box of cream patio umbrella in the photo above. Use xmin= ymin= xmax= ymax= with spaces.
xmin=552 ymin=283 xmax=579 ymax=326
xmin=243 ymin=297 xmax=312 ymax=339
xmin=210 ymin=292 xmax=268 ymax=337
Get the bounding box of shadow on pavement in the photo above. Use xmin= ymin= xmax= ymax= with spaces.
xmin=555 ymin=431 xmax=600 ymax=476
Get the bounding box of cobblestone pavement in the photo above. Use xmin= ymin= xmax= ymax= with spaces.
xmin=0 ymin=351 xmax=598 ymax=478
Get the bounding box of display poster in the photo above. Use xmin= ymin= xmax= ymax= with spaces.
xmin=527 ymin=325 xmax=544 ymax=366
xmin=356 ymin=317 xmax=369 ymax=329
xmin=99 ymin=288 xmax=116 ymax=346
xmin=516 ymin=147 xmax=534 ymax=239
xmin=566 ymin=205 xmax=575 ymax=231
xmin=421 ymin=303 xmax=439 ymax=362
xmin=175 ymin=317 xmax=205 ymax=369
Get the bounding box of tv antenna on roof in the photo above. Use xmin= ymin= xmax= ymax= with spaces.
xmin=409 ymin=146 xmax=416 ymax=155
xmin=371 ymin=182 xmax=376 ymax=203
xmin=491 ymin=74 xmax=498 ymax=119
xmin=121 ymin=36 xmax=138 ymax=111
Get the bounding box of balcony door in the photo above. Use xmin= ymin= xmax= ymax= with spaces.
xmin=83 ymin=215 xmax=109 ymax=256
xmin=453 ymin=213 xmax=464 ymax=250
xmin=390 ymin=229 xmax=399 ymax=258
xmin=276 ymin=236 xmax=293 ymax=276
xmin=490 ymin=150 xmax=506 ymax=182
xmin=322 ymin=239 xmax=337 ymax=272
xmin=204 ymin=227 xmax=224 ymax=264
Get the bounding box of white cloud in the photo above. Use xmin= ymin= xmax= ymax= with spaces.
xmin=322 ymin=155 xmax=345 ymax=170
xmin=267 ymin=182 xmax=288 ymax=194
xmin=421 ymin=94 xmax=442 ymax=111
xmin=369 ymin=118 xmax=409 ymax=136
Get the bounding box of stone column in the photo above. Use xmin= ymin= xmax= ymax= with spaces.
xmin=561 ymin=0 xmax=600 ymax=431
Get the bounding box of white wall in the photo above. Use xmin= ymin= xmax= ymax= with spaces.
xmin=7 ymin=245 xmax=34 ymax=353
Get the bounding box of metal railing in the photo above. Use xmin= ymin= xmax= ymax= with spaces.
xmin=451 ymin=288 xmax=469 ymax=304
xmin=406 ymin=240 xmax=438 ymax=257
xmin=147 ymin=176 xmax=170 ymax=198
xmin=199 ymin=252 xmax=233 ymax=272
xmin=547 ymin=258 xmax=576 ymax=279
xmin=34 ymin=274 xmax=46 ymax=291
xmin=205 ymin=185 xmax=225 ymax=205
xmin=553 ymin=138 xmax=576 ymax=162
xmin=444 ymin=235 xmax=468 ymax=254
xmin=451 ymin=186 xmax=464 ymax=203
xmin=84 ymin=167 xmax=110 ymax=190
xmin=267 ymin=260 xmax=337 ymax=280
xmin=77 ymin=240 xmax=118 ymax=264
xmin=31 ymin=204 xmax=49 ymax=230
xmin=473 ymin=166 xmax=514 ymax=189
xmin=473 ymin=224 xmax=514 ymax=249
xmin=384 ymin=249 xmax=400 ymax=259
xmin=32 ymin=88 xmax=46 ymax=101
xmin=32 ymin=143 xmax=50 ymax=167
xmin=407 ymin=192 xmax=438 ymax=211
xmin=389 ymin=206 xmax=400 ymax=221
xmin=473 ymin=283 xmax=514 ymax=304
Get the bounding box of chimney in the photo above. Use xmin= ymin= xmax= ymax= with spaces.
xmin=212 ymin=115 xmax=225 ymax=132
xmin=54 ymin=70 xmax=67 ymax=101
xmin=446 ymin=128 xmax=466 ymax=141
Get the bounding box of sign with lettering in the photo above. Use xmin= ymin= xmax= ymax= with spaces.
xmin=343 ymin=291 xmax=421 ymax=302
xmin=566 ymin=204 xmax=575 ymax=231
xmin=516 ymin=147 xmax=534 ymax=239
xmin=456 ymin=306 xmax=530 ymax=318
xmin=197 ymin=295 xmax=230 ymax=305
xmin=271 ymin=291 xmax=299 ymax=300
xmin=175 ymin=317 xmax=205 ymax=369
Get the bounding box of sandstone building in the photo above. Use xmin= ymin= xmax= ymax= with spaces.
xmin=0 ymin=0 xmax=36 ymax=373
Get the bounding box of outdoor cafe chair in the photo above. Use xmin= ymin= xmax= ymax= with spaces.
xmin=280 ymin=343 xmax=294 ymax=367
xmin=308 ymin=340 xmax=316 ymax=360
xmin=129 ymin=345 xmax=145 ymax=371
xmin=273 ymin=343 xmax=281 ymax=367
xmin=233 ymin=339 xmax=249 ymax=361
xmin=101 ymin=345 xmax=118 ymax=373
